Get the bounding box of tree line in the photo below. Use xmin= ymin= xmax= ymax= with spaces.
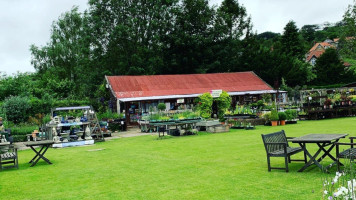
xmin=1 ymin=0 xmax=355 ymax=107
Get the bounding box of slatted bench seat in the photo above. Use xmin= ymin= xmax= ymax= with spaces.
xmin=0 ymin=145 xmax=18 ymax=171
xmin=262 ymin=130 xmax=306 ymax=172
xmin=336 ymin=137 xmax=356 ymax=171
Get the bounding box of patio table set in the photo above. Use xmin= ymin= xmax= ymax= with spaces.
xmin=262 ymin=131 xmax=355 ymax=173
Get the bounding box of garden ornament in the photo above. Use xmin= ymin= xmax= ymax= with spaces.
xmin=85 ymin=126 xmax=92 ymax=140
xmin=52 ymin=127 xmax=60 ymax=143
xmin=1 ymin=135 xmax=7 ymax=143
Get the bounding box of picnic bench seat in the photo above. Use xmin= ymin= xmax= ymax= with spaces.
xmin=0 ymin=144 xmax=18 ymax=171
xmin=261 ymin=130 xmax=306 ymax=172
xmin=336 ymin=136 xmax=356 ymax=171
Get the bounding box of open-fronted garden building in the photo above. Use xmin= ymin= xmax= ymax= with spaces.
xmin=105 ymin=72 xmax=286 ymax=124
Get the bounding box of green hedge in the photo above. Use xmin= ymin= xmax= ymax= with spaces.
xmin=13 ymin=135 xmax=27 ymax=142
xmin=10 ymin=125 xmax=38 ymax=136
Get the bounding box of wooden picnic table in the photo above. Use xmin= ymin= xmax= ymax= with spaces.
xmin=290 ymin=134 xmax=348 ymax=172
xmin=24 ymin=140 xmax=54 ymax=167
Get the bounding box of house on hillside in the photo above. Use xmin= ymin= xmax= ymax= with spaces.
xmin=305 ymin=40 xmax=336 ymax=65
xmin=306 ymin=38 xmax=354 ymax=66
xmin=105 ymin=72 xmax=287 ymax=125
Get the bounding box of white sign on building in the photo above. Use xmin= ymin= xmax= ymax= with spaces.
xmin=210 ymin=90 xmax=222 ymax=98
xmin=177 ymin=98 xmax=184 ymax=103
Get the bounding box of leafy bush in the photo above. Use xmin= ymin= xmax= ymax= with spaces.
xmin=12 ymin=135 xmax=26 ymax=142
xmin=262 ymin=93 xmax=272 ymax=103
xmin=217 ymin=91 xmax=231 ymax=121
xmin=52 ymin=99 xmax=91 ymax=108
xmin=149 ymin=113 xmax=160 ymax=121
xmin=3 ymin=96 xmax=31 ymax=123
xmin=285 ymin=109 xmax=298 ymax=120
xmin=10 ymin=124 xmax=38 ymax=136
xmin=108 ymin=122 xmax=121 ymax=132
xmin=278 ymin=112 xmax=287 ymax=121
xmin=270 ymin=102 xmax=279 ymax=121
xmin=197 ymin=93 xmax=213 ymax=119
xmin=97 ymin=110 xmax=121 ymax=120
xmin=157 ymin=103 xmax=166 ymax=111
xmin=257 ymin=100 xmax=265 ymax=109
xmin=234 ymin=105 xmax=253 ymax=115
xmin=28 ymin=93 xmax=54 ymax=116
xmin=270 ymin=111 xmax=279 ymax=121
xmin=263 ymin=112 xmax=271 ymax=123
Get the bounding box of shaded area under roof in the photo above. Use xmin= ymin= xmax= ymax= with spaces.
xmin=106 ymin=72 xmax=273 ymax=100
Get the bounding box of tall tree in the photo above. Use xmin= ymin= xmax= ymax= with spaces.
xmin=339 ymin=0 xmax=356 ymax=59
xmin=208 ymin=0 xmax=252 ymax=72
xmin=30 ymin=7 xmax=90 ymax=97
xmin=161 ymin=0 xmax=215 ymax=74
xmin=313 ymin=48 xmax=349 ymax=85
xmin=281 ymin=21 xmax=305 ymax=59
xmin=300 ymin=24 xmax=318 ymax=43
xmin=88 ymin=0 xmax=177 ymax=75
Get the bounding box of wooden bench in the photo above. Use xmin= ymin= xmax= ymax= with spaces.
xmin=261 ymin=130 xmax=306 ymax=172
xmin=0 ymin=144 xmax=18 ymax=171
xmin=336 ymin=136 xmax=356 ymax=171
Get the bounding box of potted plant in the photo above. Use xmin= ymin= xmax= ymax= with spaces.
xmin=324 ymin=99 xmax=332 ymax=109
xmin=285 ymin=109 xmax=297 ymax=124
xmin=352 ymin=97 xmax=356 ymax=106
xmin=245 ymin=122 xmax=255 ymax=130
xmin=270 ymin=110 xmax=279 ymax=126
xmin=263 ymin=112 xmax=271 ymax=126
xmin=278 ymin=112 xmax=287 ymax=126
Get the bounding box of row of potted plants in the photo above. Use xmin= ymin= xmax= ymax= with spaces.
xmin=141 ymin=110 xmax=201 ymax=122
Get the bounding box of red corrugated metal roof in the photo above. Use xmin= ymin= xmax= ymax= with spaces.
xmin=107 ymin=72 xmax=273 ymax=99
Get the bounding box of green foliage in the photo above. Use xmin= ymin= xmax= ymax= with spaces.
xmin=256 ymin=100 xmax=264 ymax=109
xmin=8 ymin=123 xmax=38 ymax=142
xmin=149 ymin=113 xmax=160 ymax=121
xmin=263 ymin=112 xmax=271 ymax=123
xmin=261 ymin=93 xmax=272 ymax=103
xmin=52 ymin=99 xmax=91 ymax=108
xmin=157 ymin=103 xmax=166 ymax=112
xmin=97 ymin=110 xmax=121 ymax=120
xmin=108 ymin=122 xmax=121 ymax=132
xmin=270 ymin=102 xmax=279 ymax=121
xmin=234 ymin=105 xmax=253 ymax=115
xmin=339 ymin=1 xmax=356 ymax=59
xmin=314 ymin=48 xmax=352 ymax=85
xmin=216 ymin=91 xmax=231 ymax=121
xmin=278 ymin=112 xmax=287 ymax=121
xmin=3 ymin=96 xmax=31 ymax=123
xmin=28 ymin=94 xmax=54 ymax=117
xmin=284 ymin=109 xmax=298 ymax=120
xmin=197 ymin=93 xmax=213 ymax=119
xmin=270 ymin=111 xmax=279 ymax=121
xmin=281 ymin=21 xmax=305 ymax=59
xmin=0 ymin=72 xmax=35 ymax=101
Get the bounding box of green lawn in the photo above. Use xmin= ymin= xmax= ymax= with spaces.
xmin=1 ymin=117 xmax=356 ymax=200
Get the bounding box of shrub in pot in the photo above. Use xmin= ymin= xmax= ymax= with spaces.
xmin=270 ymin=111 xmax=279 ymax=126
xmin=278 ymin=112 xmax=287 ymax=126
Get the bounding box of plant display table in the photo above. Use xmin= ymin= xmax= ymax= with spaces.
xmin=140 ymin=119 xmax=201 ymax=137
xmin=290 ymin=134 xmax=348 ymax=172
xmin=24 ymin=140 xmax=54 ymax=167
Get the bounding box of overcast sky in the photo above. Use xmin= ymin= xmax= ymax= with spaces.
xmin=0 ymin=0 xmax=353 ymax=75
